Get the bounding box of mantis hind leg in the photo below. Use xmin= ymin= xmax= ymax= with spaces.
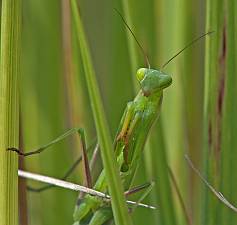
xmin=28 ymin=141 xmax=98 ymax=193
xmin=128 ymin=182 xmax=154 ymax=212
xmin=27 ymin=155 xmax=83 ymax=192
xmin=8 ymin=127 xmax=93 ymax=189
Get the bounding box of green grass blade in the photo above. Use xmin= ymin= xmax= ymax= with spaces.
xmin=150 ymin=122 xmax=178 ymax=225
xmin=203 ymin=0 xmax=223 ymax=224
xmin=71 ymin=1 xmax=133 ymax=224
xmin=203 ymin=0 xmax=237 ymax=224
xmin=0 ymin=0 xmax=21 ymax=224
xmin=204 ymin=2 xmax=221 ymax=224
xmin=220 ymin=0 xmax=237 ymax=224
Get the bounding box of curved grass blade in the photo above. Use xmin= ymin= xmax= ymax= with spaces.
xmin=71 ymin=1 xmax=133 ymax=224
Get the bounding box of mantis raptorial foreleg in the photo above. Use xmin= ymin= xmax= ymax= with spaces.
xmin=116 ymin=102 xmax=135 ymax=142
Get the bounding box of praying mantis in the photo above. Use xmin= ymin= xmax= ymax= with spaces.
xmin=10 ymin=67 xmax=172 ymax=224
xmin=8 ymin=5 xmax=213 ymax=223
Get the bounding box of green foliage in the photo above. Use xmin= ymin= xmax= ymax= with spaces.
xmin=203 ymin=0 xmax=237 ymax=224
xmin=16 ymin=0 xmax=237 ymax=225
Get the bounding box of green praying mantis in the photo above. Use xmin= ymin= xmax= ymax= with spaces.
xmin=10 ymin=68 xmax=172 ymax=225
xmin=72 ymin=67 xmax=172 ymax=225
xmin=8 ymin=8 xmax=213 ymax=224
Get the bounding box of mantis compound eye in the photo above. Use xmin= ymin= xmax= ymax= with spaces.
xmin=136 ymin=68 xmax=147 ymax=81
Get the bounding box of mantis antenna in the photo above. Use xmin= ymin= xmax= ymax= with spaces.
xmin=114 ymin=8 xmax=151 ymax=69
xmin=161 ymin=31 xmax=214 ymax=69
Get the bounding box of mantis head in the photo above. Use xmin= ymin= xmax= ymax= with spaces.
xmin=136 ymin=68 xmax=172 ymax=96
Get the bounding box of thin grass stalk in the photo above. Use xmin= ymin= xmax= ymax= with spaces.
xmin=71 ymin=1 xmax=133 ymax=224
xmin=149 ymin=122 xmax=178 ymax=225
xmin=0 ymin=0 xmax=21 ymax=224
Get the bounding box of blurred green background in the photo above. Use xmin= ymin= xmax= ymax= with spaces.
xmin=19 ymin=0 xmax=237 ymax=225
